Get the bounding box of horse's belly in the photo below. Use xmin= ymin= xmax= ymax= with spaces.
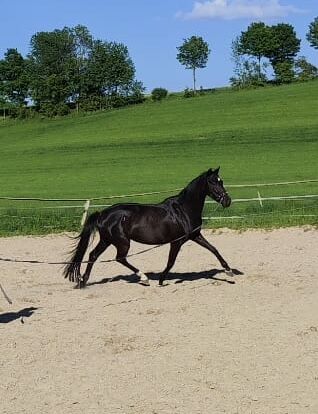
xmin=129 ymin=220 xmax=181 ymax=245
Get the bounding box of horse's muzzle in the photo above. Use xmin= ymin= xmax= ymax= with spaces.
xmin=221 ymin=194 xmax=231 ymax=208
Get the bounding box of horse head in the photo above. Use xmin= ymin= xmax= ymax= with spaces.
xmin=206 ymin=167 xmax=231 ymax=208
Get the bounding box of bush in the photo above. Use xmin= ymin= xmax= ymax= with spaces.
xmin=273 ymin=61 xmax=295 ymax=84
xmin=79 ymin=96 xmax=108 ymax=112
xmin=198 ymin=87 xmax=217 ymax=95
xmin=39 ymin=102 xmax=70 ymax=117
xmin=183 ymin=88 xmax=195 ymax=98
xmin=151 ymin=87 xmax=168 ymax=101
xmin=126 ymin=80 xmax=146 ymax=105
xmin=230 ymin=60 xmax=267 ymax=89
xmin=109 ymin=95 xmax=127 ymax=108
xmin=9 ymin=106 xmax=35 ymax=119
xmin=294 ymin=57 xmax=318 ymax=82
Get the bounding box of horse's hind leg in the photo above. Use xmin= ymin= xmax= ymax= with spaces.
xmin=79 ymin=239 xmax=110 ymax=288
xmin=115 ymin=240 xmax=150 ymax=286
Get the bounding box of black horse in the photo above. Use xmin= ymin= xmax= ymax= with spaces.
xmin=64 ymin=167 xmax=233 ymax=288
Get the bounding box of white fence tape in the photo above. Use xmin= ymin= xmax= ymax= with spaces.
xmin=0 ymin=179 xmax=317 ymax=203
xmin=202 ymin=214 xmax=318 ymax=221
xmin=226 ymin=179 xmax=318 ymax=188
xmin=205 ymin=194 xmax=318 ymax=203
xmin=0 ymin=194 xmax=317 ymax=212
xmin=0 ymin=180 xmax=317 ymax=226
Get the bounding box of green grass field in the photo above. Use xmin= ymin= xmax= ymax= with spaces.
xmin=0 ymin=81 xmax=317 ymax=235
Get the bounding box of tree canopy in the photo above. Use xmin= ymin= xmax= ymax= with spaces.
xmin=266 ymin=23 xmax=300 ymax=66
xmin=0 ymin=48 xmax=29 ymax=106
xmin=307 ymin=17 xmax=318 ymax=50
xmin=239 ymin=23 xmax=271 ymax=63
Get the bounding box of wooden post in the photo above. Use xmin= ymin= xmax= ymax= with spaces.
xmin=257 ymin=191 xmax=263 ymax=207
xmin=81 ymin=199 xmax=90 ymax=226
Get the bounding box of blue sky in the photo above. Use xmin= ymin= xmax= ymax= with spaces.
xmin=0 ymin=1 xmax=317 ymax=92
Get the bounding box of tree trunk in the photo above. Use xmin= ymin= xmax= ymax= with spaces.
xmin=193 ymin=67 xmax=196 ymax=94
xmin=258 ymin=55 xmax=261 ymax=81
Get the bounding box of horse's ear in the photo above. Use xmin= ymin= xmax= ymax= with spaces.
xmin=207 ymin=168 xmax=213 ymax=175
xmin=213 ymin=166 xmax=220 ymax=175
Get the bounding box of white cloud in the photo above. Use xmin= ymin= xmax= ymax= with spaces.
xmin=177 ymin=0 xmax=306 ymax=20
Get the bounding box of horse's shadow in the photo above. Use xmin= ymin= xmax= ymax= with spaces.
xmin=0 ymin=307 xmax=38 ymax=324
xmin=88 ymin=268 xmax=243 ymax=287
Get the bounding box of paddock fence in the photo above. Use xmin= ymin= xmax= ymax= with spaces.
xmin=0 ymin=179 xmax=317 ymax=234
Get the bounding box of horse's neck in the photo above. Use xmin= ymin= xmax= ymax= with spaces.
xmin=178 ymin=174 xmax=207 ymax=218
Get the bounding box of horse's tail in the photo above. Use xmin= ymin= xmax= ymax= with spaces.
xmin=63 ymin=211 xmax=101 ymax=282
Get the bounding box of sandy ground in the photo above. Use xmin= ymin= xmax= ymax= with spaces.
xmin=0 ymin=227 xmax=317 ymax=414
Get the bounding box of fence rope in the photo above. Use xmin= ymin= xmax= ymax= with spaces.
xmin=1 ymin=194 xmax=317 ymax=212
xmin=0 ymin=179 xmax=317 ymax=202
xmin=205 ymin=194 xmax=318 ymax=203
xmin=226 ymin=179 xmax=318 ymax=188
xmin=203 ymin=214 xmax=318 ymax=220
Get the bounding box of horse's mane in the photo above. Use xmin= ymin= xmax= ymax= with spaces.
xmin=160 ymin=171 xmax=207 ymax=205
xmin=176 ymin=171 xmax=208 ymax=203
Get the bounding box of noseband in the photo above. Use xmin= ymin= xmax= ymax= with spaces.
xmin=208 ymin=183 xmax=227 ymax=204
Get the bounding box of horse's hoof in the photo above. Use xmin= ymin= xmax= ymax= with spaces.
xmin=225 ymin=269 xmax=234 ymax=277
xmin=139 ymin=279 xmax=150 ymax=286
xmin=74 ymin=280 xmax=86 ymax=289
xmin=137 ymin=271 xmax=150 ymax=286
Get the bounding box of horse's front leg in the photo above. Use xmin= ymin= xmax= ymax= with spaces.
xmin=159 ymin=241 xmax=184 ymax=286
xmin=192 ymin=233 xmax=232 ymax=274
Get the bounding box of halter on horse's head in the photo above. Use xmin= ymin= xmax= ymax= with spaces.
xmin=206 ymin=167 xmax=231 ymax=208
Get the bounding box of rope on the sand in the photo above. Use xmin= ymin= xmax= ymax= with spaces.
xmin=0 ymin=245 xmax=161 ymax=265
xmin=0 ymin=281 xmax=12 ymax=304
xmin=0 ymin=226 xmax=202 ymax=266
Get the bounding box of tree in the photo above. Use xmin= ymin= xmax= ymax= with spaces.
xmin=28 ymin=27 xmax=76 ymax=112
xmin=233 ymin=22 xmax=300 ymax=85
xmin=265 ymin=24 xmax=300 ymax=83
xmin=0 ymin=48 xmax=29 ymax=106
xmin=266 ymin=23 xmax=300 ymax=66
xmin=307 ymin=17 xmax=318 ymax=49
xmin=1 ymin=25 xmax=143 ymax=117
xmin=230 ymin=36 xmax=268 ymax=89
xmin=238 ymin=22 xmax=271 ymax=80
xmin=307 ymin=17 xmax=318 ymax=60
xmin=81 ymin=40 xmax=143 ymax=111
xmin=85 ymin=40 xmax=135 ymax=97
xmin=177 ymin=36 xmax=210 ymax=94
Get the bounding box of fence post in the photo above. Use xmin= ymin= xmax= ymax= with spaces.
xmin=257 ymin=191 xmax=263 ymax=208
xmin=81 ymin=199 xmax=90 ymax=226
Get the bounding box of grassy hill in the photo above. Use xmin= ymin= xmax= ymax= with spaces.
xmin=0 ymin=81 xmax=317 ymax=233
